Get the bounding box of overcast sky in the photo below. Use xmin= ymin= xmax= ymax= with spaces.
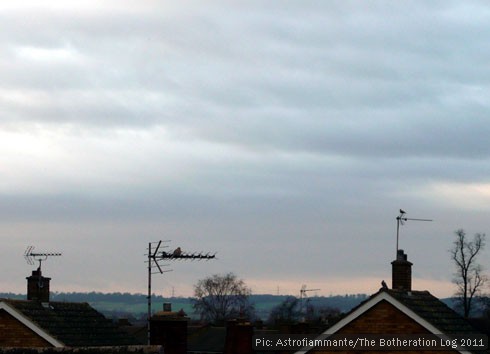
xmin=1 ymin=1 xmax=490 ymax=299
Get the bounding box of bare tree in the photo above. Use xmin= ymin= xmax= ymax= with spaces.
xmin=268 ymin=296 xmax=342 ymax=326
xmin=268 ymin=296 xmax=301 ymax=324
xmin=450 ymin=229 xmax=487 ymax=317
xmin=192 ymin=273 xmax=253 ymax=325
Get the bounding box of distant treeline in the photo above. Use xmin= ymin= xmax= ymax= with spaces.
xmin=1 ymin=291 xmax=368 ymax=309
xmin=0 ymin=291 xmax=170 ymax=303
xmin=51 ymin=291 xmax=163 ymax=304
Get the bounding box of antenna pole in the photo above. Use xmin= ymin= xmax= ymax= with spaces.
xmin=396 ymin=216 xmax=400 ymax=255
xmin=147 ymin=242 xmax=152 ymax=346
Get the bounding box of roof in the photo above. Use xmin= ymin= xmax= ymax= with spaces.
xmin=384 ymin=289 xmax=477 ymax=334
xmin=187 ymin=325 xmax=226 ymax=353
xmin=321 ymin=289 xmax=479 ymax=335
xmin=0 ymin=299 xmax=141 ymax=347
xmin=296 ymin=289 xmax=485 ymax=354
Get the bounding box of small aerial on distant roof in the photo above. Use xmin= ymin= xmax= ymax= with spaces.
xmin=381 ymin=280 xmax=388 ymax=289
xmin=173 ymin=247 xmax=182 ymax=256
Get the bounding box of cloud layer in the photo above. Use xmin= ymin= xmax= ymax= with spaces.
xmin=1 ymin=1 xmax=489 ymax=298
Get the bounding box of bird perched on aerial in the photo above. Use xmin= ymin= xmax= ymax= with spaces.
xmin=400 ymin=209 xmax=406 ymax=214
xmin=381 ymin=280 xmax=388 ymax=289
xmin=173 ymin=247 xmax=182 ymax=256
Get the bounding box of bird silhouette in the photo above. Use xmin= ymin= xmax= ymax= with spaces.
xmin=399 ymin=209 xmax=406 ymax=214
xmin=173 ymin=247 xmax=182 ymax=256
xmin=381 ymin=280 xmax=388 ymax=289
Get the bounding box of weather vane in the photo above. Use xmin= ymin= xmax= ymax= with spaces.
xmin=24 ymin=246 xmax=62 ymax=271
xmin=396 ymin=209 xmax=432 ymax=255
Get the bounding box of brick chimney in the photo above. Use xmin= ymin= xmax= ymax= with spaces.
xmin=391 ymin=249 xmax=412 ymax=291
xmin=26 ymin=267 xmax=51 ymax=302
xmin=150 ymin=304 xmax=188 ymax=354
xmin=225 ymin=319 xmax=253 ymax=354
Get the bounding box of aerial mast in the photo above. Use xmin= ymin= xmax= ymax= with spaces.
xmin=299 ymin=285 xmax=320 ymax=317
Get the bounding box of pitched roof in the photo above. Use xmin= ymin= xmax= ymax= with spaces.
xmin=295 ymin=289 xmax=485 ymax=354
xmin=1 ymin=299 xmax=141 ymax=347
xmin=324 ymin=289 xmax=479 ymax=336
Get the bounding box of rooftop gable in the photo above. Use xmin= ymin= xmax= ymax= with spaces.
xmin=0 ymin=301 xmax=63 ymax=347
xmin=295 ymin=289 xmax=478 ymax=354
xmin=1 ymin=299 xmax=140 ymax=347
xmin=325 ymin=290 xmax=445 ymax=335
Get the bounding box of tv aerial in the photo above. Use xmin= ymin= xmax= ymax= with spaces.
xmin=300 ymin=284 xmax=321 ymax=300
xmin=396 ymin=209 xmax=432 ymax=255
xmin=299 ymin=285 xmax=321 ymax=318
xmin=145 ymin=240 xmax=216 ymax=345
xmin=24 ymin=246 xmax=62 ymax=271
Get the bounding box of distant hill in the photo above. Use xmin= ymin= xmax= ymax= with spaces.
xmin=250 ymin=293 xmax=370 ymax=319
xmin=1 ymin=291 xmax=484 ymax=321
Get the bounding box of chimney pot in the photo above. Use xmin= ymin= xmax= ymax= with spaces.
xmin=396 ymin=249 xmax=408 ymax=261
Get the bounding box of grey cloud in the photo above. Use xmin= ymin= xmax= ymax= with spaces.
xmin=1 ymin=1 xmax=490 ymax=295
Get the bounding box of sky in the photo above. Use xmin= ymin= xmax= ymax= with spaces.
xmin=1 ymin=1 xmax=490 ymax=300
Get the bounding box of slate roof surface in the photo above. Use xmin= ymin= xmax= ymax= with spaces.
xmin=384 ymin=289 xmax=477 ymax=335
xmin=385 ymin=290 xmax=490 ymax=354
xmin=2 ymin=299 xmax=141 ymax=347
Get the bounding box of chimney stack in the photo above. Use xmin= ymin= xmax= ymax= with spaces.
xmin=225 ymin=319 xmax=253 ymax=354
xmin=26 ymin=268 xmax=51 ymax=302
xmin=391 ymin=250 xmax=412 ymax=291
xmin=150 ymin=306 xmax=188 ymax=353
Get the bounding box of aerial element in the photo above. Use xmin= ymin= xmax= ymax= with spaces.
xmin=24 ymin=246 xmax=62 ymax=271
xmin=396 ymin=209 xmax=432 ymax=255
